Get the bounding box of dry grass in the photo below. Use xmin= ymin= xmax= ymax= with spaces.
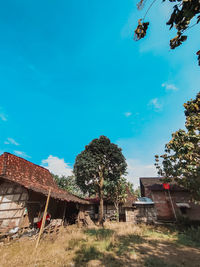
xmin=0 ymin=223 xmax=200 ymax=267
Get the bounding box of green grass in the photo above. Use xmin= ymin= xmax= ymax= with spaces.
xmin=84 ymin=228 xmax=114 ymax=240
xmin=175 ymin=226 xmax=200 ymax=247
xmin=1 ymin=223 xmax=200 ymax=267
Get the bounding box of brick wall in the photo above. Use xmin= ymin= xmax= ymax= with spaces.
xmin=150 ymin=190 xmax=200 ymax=222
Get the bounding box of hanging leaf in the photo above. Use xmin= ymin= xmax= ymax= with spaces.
xmin=137 ymin=0 xmax=145 ymax=10
xmin=134 ymin=19 xmax=149 ymax=41
xmin=170 ymin=34 xmax=187 ymax=49
xmin=197 ymin=50 xmax=200 ymax=66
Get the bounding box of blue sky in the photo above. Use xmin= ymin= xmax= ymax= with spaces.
xmin=0 ymin=0 xmax=199 ymax=187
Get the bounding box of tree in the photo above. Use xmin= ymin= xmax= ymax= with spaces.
xmin=74 ymin=136 xmax=127 ymax=225
xmin=127 ymin=181 xmax=135 ymax=195
xmin=133 ymin=186 xmax=141 ymax=198
xmin=134 ymin=0 xmax=200 ymax=66
xmin=155 ymin=92 xmax=200 ymax=200
xmin=105 ymin=176 xmax=128 ymax=222
xmin=52 ymin=174 xmax=85 ymax=197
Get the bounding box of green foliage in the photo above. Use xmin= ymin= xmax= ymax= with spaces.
xmin=135 ymin=0 xmax=200 ymax=65
xmin=52 ymin=174 xmax=85 ymax=197
xmin=74 ymin=136 xmax=127 ymax=195
xmin=133 ymin=186 xmax=141 ymax=198
xmin=105 ymin=176 xmax=128 ymax=203
xmin=177 ymin=226 xmax=200 ymax=247
xmin=74 ymin=136 xmax=127 ymax=224
xmin=84 ymin=228 xmax=115 ymax=241
xmin=155 ymin=92 xmax=200 ymax=200
xmin=105 ymin=176 xmax=128 ymax=220
xmin=127 ymin=181 xmax=135 ymax=194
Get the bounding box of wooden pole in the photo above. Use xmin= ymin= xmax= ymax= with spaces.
xmin=35 ymin=189 xmax=51 ymax=249
xmin=168 ymin=189 xmax=177 ymax=221
xmin=62 ymin=202 xmax=66 ymax=226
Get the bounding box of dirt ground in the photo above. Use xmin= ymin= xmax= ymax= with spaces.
xmin=0 ymin=223 xmax=200 ymax=267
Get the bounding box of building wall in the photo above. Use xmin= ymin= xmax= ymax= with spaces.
xmin=125 ymin=208 xmax=135 ymax=222
xmin=104 ymin=204 xmax=117 ymax=220
xmin=149 ymin=190 xmax=200 ymax=222
xmin=86 ymin=203 xmax=125 ymax=221
xmin=151 ymin=191 xmax=175 ymax=221
xmin=0 ymin=180 xmax=29 ymax=229
xmin=125 ymin=205 xmax=156 ymax=223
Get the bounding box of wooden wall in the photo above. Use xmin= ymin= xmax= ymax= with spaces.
xmin=0 ymin=181 xmax=28 ymax=230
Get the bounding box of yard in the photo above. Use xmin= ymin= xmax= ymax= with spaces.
xmin=0 ymin=223 xmax=200 ymax=267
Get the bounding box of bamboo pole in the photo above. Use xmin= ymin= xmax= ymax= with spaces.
xmin=35 ymin=189 xmax=51 ymax=249
xmin=168 ymin=189 xmax=177 ymax=221
xmin=62 ymin=202 xmax=66 ymax=226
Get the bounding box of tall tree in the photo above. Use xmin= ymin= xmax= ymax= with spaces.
xmin=134 ymin=0 xmax=200 ymax=66
xmin=105 ymin=176 xmax=128 ymax=222
xmin=74 ymin=136 xmax=127 ymax=225
xmin=155 ymin=92 xmax=200 ymax=200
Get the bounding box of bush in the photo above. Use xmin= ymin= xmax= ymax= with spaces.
xmin=177 ymin=226 xmax=200 ymax=247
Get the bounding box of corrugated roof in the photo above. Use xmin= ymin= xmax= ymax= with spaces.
xmin=140 ymin=177 xmax=164 ymax=186
xmin=140 ymin=177 xmax=187 ymax=192
xmin=0 ymin=152 xmax=88 ymax=204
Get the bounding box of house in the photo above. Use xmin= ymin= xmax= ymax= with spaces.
xmin=0 ymin=152 xmax=88 ymax=233
xmin=140 ymin=177 xmax=200 ymax=223
xmin=86 ymin=188 xmax=137 ymax=222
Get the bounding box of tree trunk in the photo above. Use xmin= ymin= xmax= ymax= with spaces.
xmin=98 ymin=172 xmax=104 ymax=226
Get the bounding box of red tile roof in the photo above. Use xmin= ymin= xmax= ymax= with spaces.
xmin=86 ymin=187 xmax=136 ymax=207
xmin=0 ymin=152 xmax=88 ymax=204
xmin=123 ymin=187 xmax=137 ymax=208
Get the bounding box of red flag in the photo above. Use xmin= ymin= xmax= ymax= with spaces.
xmin=163 ymin=183 xmax=170 ymax=190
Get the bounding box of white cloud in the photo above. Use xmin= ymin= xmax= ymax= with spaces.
xmin=121 ymin=11 xmax=136 ymax=39
xmin=41 ymin=155 xmax=73 ymax=177
xmin=162 ymin=83 xmax=178 ymax=91
xmin=14 ymin=150 xmax=31 ymax=158
xmin=126 ymin=158 xmax=158 ymax=188
xmin=0 ymin=107 xmax=7 ymax=121
xmin=0 ymin=114 xmax=7 ymax=121
xmin=124 ymin=112 xmax=132 ymax=117
xmin=4 ymin=138 xmax=19 ymax=146
xmin=149 ymin=98 xmax=162 ymax=111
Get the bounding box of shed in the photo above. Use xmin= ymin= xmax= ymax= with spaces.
xmin=0 ymin=152 xmax=88 ymax=233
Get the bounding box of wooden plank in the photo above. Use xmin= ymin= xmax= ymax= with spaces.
xmin=0 ymin=208 xmax=24 ymax=212
xmin=0 ymin=216 xmax=23 ymax=220
xmin=35 ymin=189 xmax=51 ymax=249
xmin=0 ymin=193 xmax=25 ymax=197
xmin=26 ymin=201 xmax=41 ymax=204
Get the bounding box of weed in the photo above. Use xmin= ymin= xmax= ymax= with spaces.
xmin=84 ymin=228 xmax=114 ymax=240
xmin=144 ymin=257 xmax=179 ymax=267
xmin=176 ymin=226 xmax=200 ymax=247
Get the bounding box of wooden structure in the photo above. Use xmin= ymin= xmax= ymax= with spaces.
xmin=0 ymin=152 xmax=88 ymax=234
